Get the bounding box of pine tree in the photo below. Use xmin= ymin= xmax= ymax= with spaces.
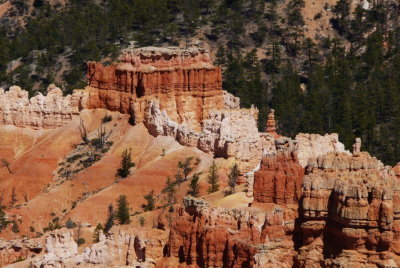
xmin=92 ymin=223 xmax=103 ymax=243
xmin=104 ymin=204 xmax=114 ymax=233
xmin=142 ymin=190 xmax=155 ymax=212
xmin=116 ymin=195 xmax=130 ymax=225
xmin=207 ymin=161 xmax=220 ymax=194
xmin=215 ymin=44 xmax=226 ymax=66
xmin=162 ymin=177 xmax=176 ymax=208
xmin=178 ymin=157 xmax=193 ymax=181
xmin=187 ymin=173 xmax=201 ymax=197
xmin=0 ymin=206 xmax=6 ymax=231
xmin=117 ymin=149 xmax=135 ymax=178
xmin=228 ymin=163 xmax=240 ymax=194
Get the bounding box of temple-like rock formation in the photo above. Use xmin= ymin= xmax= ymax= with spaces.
xmin=86 ymin=47 xmax=225 ymax=130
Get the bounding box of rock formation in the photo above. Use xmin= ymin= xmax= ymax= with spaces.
xmin=86 ymin=47 xmax=225 ymax=131
xmin=253 ymin=141 xmax=304 ymax=205
xmin=0 ymin=85 xmax=87 ymax=129
xmin=297 ymin=151 xmax=400 ymax=267
xmin=30 ymin=227 xmax=168 ymax=267
xmin=0 ymin=237 xmax=42 ymax=266
xmin=265 ymin=109 xmax=280 ymax=139
xmin=164 ymin=196 xmax=296 ymax=268
xmin=144 ymin=99 xmax=262 ymax=172
xmin=295 ymin=133 xmax=350 ymax=167
xmin=0 ymin=47 xmax=264 ymax=173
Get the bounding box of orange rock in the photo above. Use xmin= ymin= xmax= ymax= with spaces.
xmin=253 ymin=152 xmax=304 ymax=205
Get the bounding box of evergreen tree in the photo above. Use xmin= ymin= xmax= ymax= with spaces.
xmin=178 ymin=157 xmax=193 ymax=181
xmin=162 ymin=177 xmax=176 ymax=208
xmin=142 ymin=190 xmax=156 ymax=212
xmin=187 ymin=173 xmax=201 ymax=197
xmin=104 ymin=204 xmax=114 ymax=233
xmin=207 ymin=161 xmax=220 ymax=194
xmin=92 ymin=223 xmax=103 ymax=243
xmin=0 ymin=206 xmax=7 ymax=231
xmin=117 ymin=149 xmax=135 ymax=178
xmin=228 ymin=163 xmax=240 ymax=194
xmin=116 ymin=195 xmax=130 ymax=225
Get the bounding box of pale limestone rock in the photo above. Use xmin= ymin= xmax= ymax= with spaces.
xmin=295 ymin=133 xmax=350 ymax=167
xmin=144 ymin=99 xmax=262 ymax=172
xmin=31 ymin=227 xmax=168 ymax=268
xmin=0 ymin=85 xmax=88 ymax=129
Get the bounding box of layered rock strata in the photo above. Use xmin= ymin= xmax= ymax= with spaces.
xmin=297 ymin=151 xmax=400 ymax=267
xmin=164 ymin=196 xmax=297 ymax=268
xmin=86 ymin=47 xmax=225 ymax=130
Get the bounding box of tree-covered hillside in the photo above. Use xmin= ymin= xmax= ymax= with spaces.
xmin=1 ymin=0 xmax=400 ymax=164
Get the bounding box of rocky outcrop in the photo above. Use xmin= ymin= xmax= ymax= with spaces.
xmin=86 ymin=47 xmax=225 ymax=131
xmin=297 ymin=151 xmax=400 ymax=267
xmin=0 ymin=85 xmax=87 ymax=129
xmin=31 ymin=227 xmax=168 ymax=267
xmin=165 ymin=196 xmax=297 ymax=268
xmin=0 ymin=237 xmax=43 ymax=266
xmin=253 ymin=150 xmax=304 ymax=205
xmin=295 ymin=133 xmax=350 ymax=167
xmin=144 ymin=99 xmax=262 ymax=172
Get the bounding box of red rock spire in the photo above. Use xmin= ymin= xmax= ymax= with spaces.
xmin=265 ymin=109 xmax=280 ymax=139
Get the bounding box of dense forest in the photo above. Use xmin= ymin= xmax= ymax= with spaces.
xmin=1 ymin=0 xmax=400 ymax=165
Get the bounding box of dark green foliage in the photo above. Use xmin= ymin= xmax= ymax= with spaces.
xmin=0 ymin=206 xmax=8 ymax=232
xmin=142 ymin=190 xmax=156 ymax=212
xmin=162 ymin=177 xmax=176 ymax=208
xmin=187 ymin=173 xmax=201 ymax=197
xmin=116 ymin=195 xmax=130 ymax=224
xmin=102 ymin=114 xmax=113 ymax=123
xmin=92 ymin=223 xmax=103 ymax=243
xmin=11 ymin=221 xmax=19 ymax=233
xmin=77 ymin=237 xmax=85 ymax=246
xmin=117 ymin=149 xmax=135 ymax=178
xmin=207 ymin=161 xmax=220 ymax=194
xmin=228 ymin=163 xmax=240 ymax=194
xmin=65 ymin=218 xmax=77 ymax=229
xmin=178 ymin=157 xmax=193 ymax=181
xmin=138 ymin=216 xmax=145 ymax=227
xmin=104 ymin=204 xmax=114 ymax=233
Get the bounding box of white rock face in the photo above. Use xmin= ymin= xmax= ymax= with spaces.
xmin=0 ymin=85 xmax=88 ymax=129
xmin=31 ymin=227 xmax=168 ymax=268
xmin=295 ymin=133 xmax=350 ymax=167
xmin=144 ymin=99 xmax=263 ymax=172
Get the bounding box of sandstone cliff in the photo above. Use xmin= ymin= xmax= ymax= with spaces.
xmin=86 ymin=47 xmax=225 ymax=131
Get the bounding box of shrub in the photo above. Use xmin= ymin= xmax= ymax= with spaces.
xmin=138 ymin=216 xmax=145 ymax=227
xmin=77 ymin=237 xmax=85 ymax=246
xmin=65 ymin=218 xmax=76 ymax=229
xmin=102 ymin=114 xmax=112 ymax=123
